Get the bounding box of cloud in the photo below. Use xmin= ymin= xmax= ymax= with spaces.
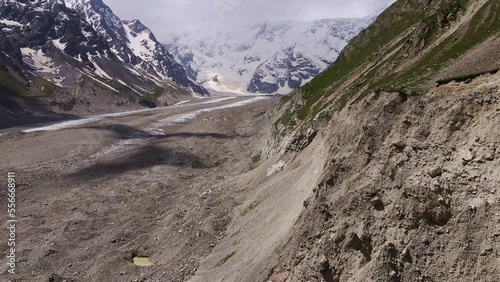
xmin=102 ymin=0 xmax=396 ymax=40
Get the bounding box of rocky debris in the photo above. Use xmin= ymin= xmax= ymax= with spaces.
xmin=3 ymin=99 xmax=277 ymax=282
xmin=286 ymin=127 xmax=317 ymax=152
xmin=191 ymin=161 xmax=204 ymax=168
xmin=200 ymin=189 xmax=213 ymax=199
xmin=317 ymin=255 xmax=336 ymax=282
xmin=44 ymin=249 xmax=59 ymax=257
xmin=479 ymin=247 xmax=493 ymax=256
xmin=266 ymin=0 xmax=500 ymax=281
xmin=345 ymin=232 xmax=373 ymax=260
xmin=303 ymin=197 xmax=311 ymax=208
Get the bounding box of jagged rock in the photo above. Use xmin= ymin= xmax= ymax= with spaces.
xmin=392 ymin=141 xmax=407 ymax=151
xmin=303 ymin=198 xmax=311 ymax=208
xmin=286 ymin=128 xmax=317 ymax=152
xmin=345 ymin=233 xmax=372 ymax=259
xmin=402 ymin=247 xmax=412 ymax=263
xmin=480 ymin=248 xmax=493 ymax=256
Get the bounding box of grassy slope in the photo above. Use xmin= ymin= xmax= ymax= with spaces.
xmin=0 ymin=70 xmax=29 ymax=97
xmin=0 ymin=70 xmax=58 ymax=98
xmin=277 ymin=0 xmax=500 ymax=126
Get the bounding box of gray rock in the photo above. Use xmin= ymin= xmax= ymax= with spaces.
xmin=427 ymin=167 xmax=443 ymax=178
xmin=370 ymin=196 xmax=384 ymax=209
xmin=460 ymin=150 xmax=474 ymax=164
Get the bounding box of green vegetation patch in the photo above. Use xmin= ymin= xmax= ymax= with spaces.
xmin=277 ymin=0 xmax=500 ymax=125
xmin=251 ymin=153 xmax=262 ymax=164
xmin=0 ymin=71 xmax=29 ymax=97
xmin=299 ymin=4 xmax=427 ymax=108
xmin=274 ymin=111 xmax=296 ymax=128
xmin=32 ymin=77 xmax=57 ymax=97
xmin=374 ymin=0 xmax=500 ymax=94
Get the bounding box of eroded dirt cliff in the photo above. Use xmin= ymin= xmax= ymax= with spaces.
xmin=268 ymin=72 xmax=500 ymax=282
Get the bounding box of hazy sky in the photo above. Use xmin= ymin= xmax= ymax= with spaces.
xmin=103 ymin=0 xmax=396 ymax=40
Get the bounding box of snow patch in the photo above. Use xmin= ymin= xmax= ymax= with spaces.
xmin=0 ymin=19 xmax=24 ymax=27
xmin=123 ymin=22 xmax=157 ymax=62
xmin=117 ymin=79 xmax=144 ymax=96
xmin=150 ymin=96 xmax=264 ymax=128
xmin=175 ymin=100 xmax=191 ymax=106
xmin=52 ymin=39 xmax=67 ymax=51
xmin=79 ymin=70 xmax=119 ymax=92
xmin=20 ymin=48 xmax=60 ymax=74
xmin=165 ymin=17 xmax=374 ymax=94
xmin=88 ymin=55 xmax=113 ymax=80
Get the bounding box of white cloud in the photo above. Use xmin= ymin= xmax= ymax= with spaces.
xmin=102 ymin=0 xmax=396 ymax=40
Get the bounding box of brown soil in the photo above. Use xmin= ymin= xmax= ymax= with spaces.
xmin=267 ymin=71 xmax=500 ymax=282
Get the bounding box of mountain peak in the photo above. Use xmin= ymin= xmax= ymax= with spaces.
xmin=62 ymin=0 xmax=208 ymax=95
xmin=164 ymin=17 xmax=373 ymax=94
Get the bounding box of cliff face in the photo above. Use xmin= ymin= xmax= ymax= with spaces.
xmin=270 ymin=74 xmax=500 ymax=282
xmin=266 ymin=0 xmax=500 ymax=281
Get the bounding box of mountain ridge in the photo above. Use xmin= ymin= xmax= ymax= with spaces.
xmin=65 ymin=0 xmax=208 ymax=96
xmin=0 ymin=0 xmax=208 ymax=128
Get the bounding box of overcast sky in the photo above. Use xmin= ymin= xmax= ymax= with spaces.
xmin=103 ymin=0 xmax=396 ymax=40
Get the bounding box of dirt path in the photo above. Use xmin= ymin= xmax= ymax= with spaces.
xmin=0 ymin=96 xmax=288 ymax=282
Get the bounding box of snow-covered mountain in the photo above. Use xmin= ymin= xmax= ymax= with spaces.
xmin=65 ymin=0 xmax=207 ymax=95
xmin=164 ymin=17 xmax=375 ymax=95
xmin=0 ymin=0 xmax=207 ymax=99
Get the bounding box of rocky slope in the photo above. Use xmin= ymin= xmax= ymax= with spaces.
xmin=262 ymin=0 xmax=500 ymax=281
xmin=268 ymin=76 xmax=500 ymax=282
xmin=0 ymin=0 xmax=207 ymax=128
xmin=164 ymin=17 xmax=375 ymax=94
